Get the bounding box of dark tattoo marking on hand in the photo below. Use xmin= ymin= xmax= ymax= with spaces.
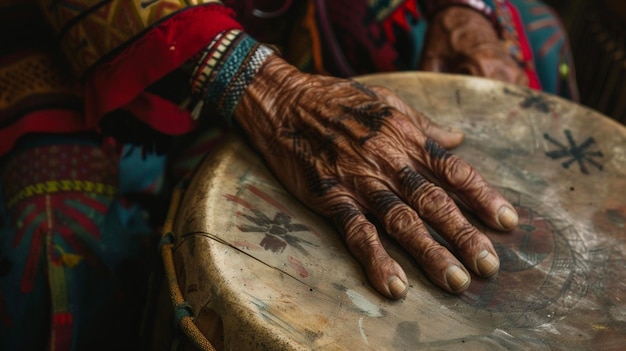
xmin=544 ymin=129 xmax=603 ymax=174
xmin=350 ymin=81 xmax=377 ymax=98
xmin=370 ymin=190 xmax=404 ymax=214
xmin=288 ymin=130 xmax=338 ymax=164
xmin=425 ymin=138 xmax=451 ymax=159
xmin=399 ymin=166 xmax=428 ymax=191
xmin=340 ymin=103 xmax=392 ymax=132
xmin=302 ymin=156 xmax=338 ymax=196
xmin=286 ymin=129 xmax=340 ymax=196
xmin=327 ymin=203 xmax=361 ymax=230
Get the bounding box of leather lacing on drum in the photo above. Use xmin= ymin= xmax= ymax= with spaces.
xmin=160 ymin=185 xmax=218 ymax=351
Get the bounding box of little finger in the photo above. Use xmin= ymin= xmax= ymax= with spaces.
xmin=324 ymin=194 xmax=409 ymax=299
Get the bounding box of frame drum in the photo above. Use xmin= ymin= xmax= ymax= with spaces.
xmin=157 ymin=72 xmax=626 ymax=350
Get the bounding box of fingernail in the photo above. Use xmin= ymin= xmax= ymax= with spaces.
xmin=388 ymin=276 xmax=408 ymax=297
xmin=497 ymin=206 xmax=518 ymax=230
xmin=476 ymin=250 xmax=499 ymax=277
xmin=445 ymin=266 xmax=470 ymax=292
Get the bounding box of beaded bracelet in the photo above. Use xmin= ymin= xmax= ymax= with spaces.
xmin=425 ymin=0 xmax=498 ymax=28
xmin=182 ymin=29 xmax=274 ymax=124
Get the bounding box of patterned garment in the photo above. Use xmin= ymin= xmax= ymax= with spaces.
xmin=0 ymin=1 xmax=243 ymax=156
xmin=0 ymin=50 xmax=84 ymax=156
xmin=37 ymin=0 xmax=223 ymax=77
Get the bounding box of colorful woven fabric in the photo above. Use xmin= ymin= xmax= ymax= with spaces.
xmin=0 ymin=2 xmax=244 ymax=157
xmin=2 ymin=144 xmax=118 ymax=208
xmin=37 ymin=0 xmax=223 ymax=77
xmin=81 ymin=3 xmax=243 ymax=136
xmin=0 ymin=50 xmax=84 ymax=155
xmin=0 ymin=138 xmax=161 ymax=350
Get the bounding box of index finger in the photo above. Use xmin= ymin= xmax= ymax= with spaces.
xmin=417 ymin=137 xmax=519 ymax=231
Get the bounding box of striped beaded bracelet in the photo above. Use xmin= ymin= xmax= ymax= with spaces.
xmin=182 ymin=29 xmax=274 ymax=124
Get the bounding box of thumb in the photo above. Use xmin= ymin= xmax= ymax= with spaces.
xmin=419 ymin=55 xmax=446 ymax=73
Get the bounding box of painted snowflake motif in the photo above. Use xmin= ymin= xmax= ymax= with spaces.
xmin=504 ymin=87 xmax=554 ymax=113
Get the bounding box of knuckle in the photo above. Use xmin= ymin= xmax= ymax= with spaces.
xmin=343 ymin=220 xmax=379 ymax=252
xmin=416 ymin=185 xmax=456 ymax=221
xmin=450 ymin=224 xmax=479 ymax=253
xmin=418 ymin=241 xmax=449 ymax=264
xmin=444 ymin=156 xmax=478 ymax=189
xmin=384 ymin=207 xmax=420 ymax=238
xmin=370 ymin=190 xmax=403 ymax=215
xmin=325 ymin=200 xmax=361 ymax=230
xmin=399 ymin=167 xmax=429 ymax=196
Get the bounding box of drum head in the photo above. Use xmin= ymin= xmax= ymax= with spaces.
xmin=173 ymin=72 xmax=626 ymax=350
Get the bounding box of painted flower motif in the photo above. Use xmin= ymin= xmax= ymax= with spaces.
xmin=238 ymin=210 xmax=316 ymax=254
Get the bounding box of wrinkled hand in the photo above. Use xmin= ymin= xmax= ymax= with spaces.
xmin=420 ymin=7 xmax=528 ymax=86
xmin=234 ymin=55 xmax=519 ymax=299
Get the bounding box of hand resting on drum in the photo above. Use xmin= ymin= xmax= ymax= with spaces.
xmin=234 ymin=54 xmax=519 ymax=299
xmin=420 ymin=7 xmax=528 ymax=86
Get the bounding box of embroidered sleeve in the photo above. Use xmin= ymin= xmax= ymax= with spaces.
xmin=36 ymin=0 xmax=224 ymax=78
xmin=35 ymin=1 xmax=245 ymax=132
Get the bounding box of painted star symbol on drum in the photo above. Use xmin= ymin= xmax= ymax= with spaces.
xmin=238 ymin=210 xmax=316 ymax=254
xmin=543 ymin=129 xmax=604 ymax=174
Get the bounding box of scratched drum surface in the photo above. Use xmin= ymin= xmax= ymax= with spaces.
xmin=172 ymin=72 xmax=626 ymax=350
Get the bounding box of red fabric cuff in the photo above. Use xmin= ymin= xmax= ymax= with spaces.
xmin=83 ymin=4 xmax=243 ymax=135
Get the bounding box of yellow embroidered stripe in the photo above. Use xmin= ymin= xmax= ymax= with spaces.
xmin=7 ymin=180 xmax=117 ymax=208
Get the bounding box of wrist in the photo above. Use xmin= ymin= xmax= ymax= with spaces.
xmin=233 ymin=54 xmax=300 ymax=136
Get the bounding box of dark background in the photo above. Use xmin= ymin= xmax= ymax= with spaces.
xmin=545 ymin=0 xmax=626 ymax=124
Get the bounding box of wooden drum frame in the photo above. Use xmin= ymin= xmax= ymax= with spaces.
xmin=157 ymin=72 xmax=626 ymax=350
